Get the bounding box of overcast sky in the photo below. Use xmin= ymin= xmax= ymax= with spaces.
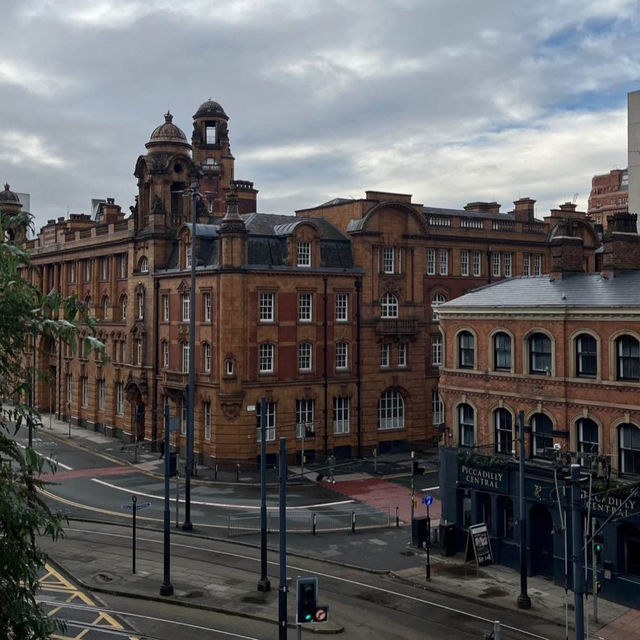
xmin=1 ymin=0 xmax=639 ymax=230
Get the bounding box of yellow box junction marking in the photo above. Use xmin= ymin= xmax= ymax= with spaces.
xmin=40 ymin=564 xmax=140 ymax=640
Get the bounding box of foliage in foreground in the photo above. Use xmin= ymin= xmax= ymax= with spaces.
xmin=0 ymin=210 xmax=103 ymax=639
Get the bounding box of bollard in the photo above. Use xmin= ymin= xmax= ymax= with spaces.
xmin=214 ymin=463 xmax=218 ymax=481
xmin=493 ymin=621 xmax=500 ymax=640
xmin=396 ymin=505 xmax=400 ymax=528
xmin=312 ymin=512 xmax=317 ymax=536
xmin=351 ymin=511 xmax=356 ymax=534
xmin=236 ymin=463 xmax=240 ymax=482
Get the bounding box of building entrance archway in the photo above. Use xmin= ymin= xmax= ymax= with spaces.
xmin=125 ymin=381 xmax=145 ymax=442
xmin=530 ymin=504 xmax=554 ymax=577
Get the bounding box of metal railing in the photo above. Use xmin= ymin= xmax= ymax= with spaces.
xmin=227 ymin=506 xmax=395 ymax=537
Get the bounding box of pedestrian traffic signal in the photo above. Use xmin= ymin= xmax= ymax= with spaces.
xmin=595 ymin=580 xmax=602 ymax=594
xmin=297 ymin=577 xmax=317 ymax=623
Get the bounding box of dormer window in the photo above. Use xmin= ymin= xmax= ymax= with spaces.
xmin=185 ymin=243 xmax=192 ymax=269
xmin=206 ymin=124 xmax=216 ymax=144
xmin=297 ymin=241 xmax=311 ymax=267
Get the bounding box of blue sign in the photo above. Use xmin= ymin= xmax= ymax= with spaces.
xmin=121 ymin=501 xmax=151 ymax=511
xmin=424 ymin=494 xmax=434 ymax=507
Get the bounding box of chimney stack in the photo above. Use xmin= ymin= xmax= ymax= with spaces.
xmin=464 ymin=202 xmax=501 ymax=214
xmin=550 ymin=219 xmax=584 ymax=278
xmin=602 ymin=213 xmax=640 ymax=275
xmin=513 ymin=198 xmax=536 ymax=221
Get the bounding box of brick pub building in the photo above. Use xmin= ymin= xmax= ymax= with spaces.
xmin=437 ymin=212 xmax=640 ymax=606
xmin=5 ymin=100 xmax=600 ymax=466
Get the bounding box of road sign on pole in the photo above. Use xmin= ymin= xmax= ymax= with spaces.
xmin=424 ymin=494 xmax=434 ymax=507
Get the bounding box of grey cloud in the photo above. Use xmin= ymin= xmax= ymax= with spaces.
xmin=0 ymin=0 xmax=638 ymax=227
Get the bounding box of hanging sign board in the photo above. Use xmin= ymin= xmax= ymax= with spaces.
xmin=464 ymin=523 xmax=493 ymax=567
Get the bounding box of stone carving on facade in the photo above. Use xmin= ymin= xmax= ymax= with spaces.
xmin=151 ymin=195 xmax=164 ymax=213
xmin=219 ymin=391 xmax=245 ymax=419
xmin=380 ymin=274 xmax=403 ymax=296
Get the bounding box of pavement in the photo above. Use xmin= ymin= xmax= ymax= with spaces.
xmin=24 ymin=410 xmax=640 ymax=638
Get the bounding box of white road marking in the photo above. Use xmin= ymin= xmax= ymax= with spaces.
xmin=420 ymin=486 xmax=439 ymax=492
xmin=91 ymin=478 xmax=354 ymax=510
xmin=16 ymin=442 xmax=73 ymax=470
xmin=67 ymin=526 xmax=550 ymax=640
xmin=37 ymin=600 xmax=261 ymax=639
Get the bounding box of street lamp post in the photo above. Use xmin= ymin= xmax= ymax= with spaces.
xmin=160 ymin=403 xmax=174 ymax=596
xmin=183 ymin=183 xmax=198 ymax=532
xmin=258 ymin=396 xmax=270 ymax=592
xmin=517 ymin=411 xmax=531 ymax=609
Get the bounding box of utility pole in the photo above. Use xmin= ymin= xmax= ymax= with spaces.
xmin=258 ymin=397 xmax=270 ymax=592
xmin=517 ymin=411 xmax=531 ymax=609
xmin=278 ymin=438 xmax=288 ymax=639
xmin=183 ymin=182 xmax=198 ymax=532
xmin=592 ymin=517 xmax=598 ymax=623
xmin=571 ymin=464 xmax=585 ymax=640
xmin=160 ymin=404 xmax=173 ymax=596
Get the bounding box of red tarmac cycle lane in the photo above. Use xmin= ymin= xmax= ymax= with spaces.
xmin=327 ymin=477 xmax=441 ymax=522
xmin=40 ymin=466 xmax=135 ymax=481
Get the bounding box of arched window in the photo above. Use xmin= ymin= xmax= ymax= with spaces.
xmin=380 ymin=293 xmax=398 ymax=319
xmin=458 ymin=403 xmax=474 ymax=447
xmin=493 ymin=332 xmax=511 ymax=371
xmin=529 ymin=332 xmax=551 ymax=374
xmin=575 ymin=333 xmax=597 ymax=377
xmin=577 ymin=418 xmax=598 ymax=458
xmin=431 ymin=293 xmax=447 ymax=321
xmin=121 ymin=294 xmax=127 ymax=320
xmin=139 ymin=256 xmax=149 ymax=273
xmin=378 ymin=389 xmax=404 ymax=430
xmin=616 ymin=335 xmax=640 ymax=381
xmin=458 ymin=331 xmax=474 ymax=369
xmin=102 ymin=296 xmax=109 ymax=319
xmin=619 ymin=423 xmax=640 ymax=475
xmin=494 ymin=408 xmax=512 ymax=453
xmin=532 ymin=413 xmax=553 ymax=457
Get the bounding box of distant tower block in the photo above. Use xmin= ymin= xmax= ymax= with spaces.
xmin=627 ymin=90 xmax=640 ymax=215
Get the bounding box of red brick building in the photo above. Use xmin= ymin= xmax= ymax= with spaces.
xmin=587 ymin=168 xmax=628 ymax=228
xmin=436 ymin=212 xmax=640 ymax=604
xmin=7 ymin=100 xmax=601 ymax=464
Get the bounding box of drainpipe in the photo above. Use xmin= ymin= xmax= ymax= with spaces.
xmin=356 ymin=277 xmax=362 ymax=458
xmin=323 ymin=277 xmax=328 ymax=459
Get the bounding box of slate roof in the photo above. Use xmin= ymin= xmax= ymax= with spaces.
xmin=163 ymin=213 xmax=354 ymax=270
xmin=440 ymin=272 xmax=640 ymax=310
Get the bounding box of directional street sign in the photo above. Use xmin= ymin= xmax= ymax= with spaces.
xmin=121 ymin=501 xmax=151 ymax=511
xmin=424 ymin=493 xmax=434 ymax=507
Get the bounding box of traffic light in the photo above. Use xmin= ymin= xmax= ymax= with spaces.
xmin=296 ymin=577 xmax=329 ymax=624
xmin=595 ymin=536 xmax=603 ymax=562
xmin=412 ymin=460 xmax=424 ymax=475
xmin=297 ymin=577 xmax=317 ymax=624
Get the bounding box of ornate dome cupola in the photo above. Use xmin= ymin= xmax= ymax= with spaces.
xmin=0 ymin=183 xmax=20 ymax=205
xmin=145 ymin=111 xmax=192 ymax=154
xmin=1 ymin=183 xmax=25 ymax=243
xmin=191 ymin=99 xmax=230 ymax=152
